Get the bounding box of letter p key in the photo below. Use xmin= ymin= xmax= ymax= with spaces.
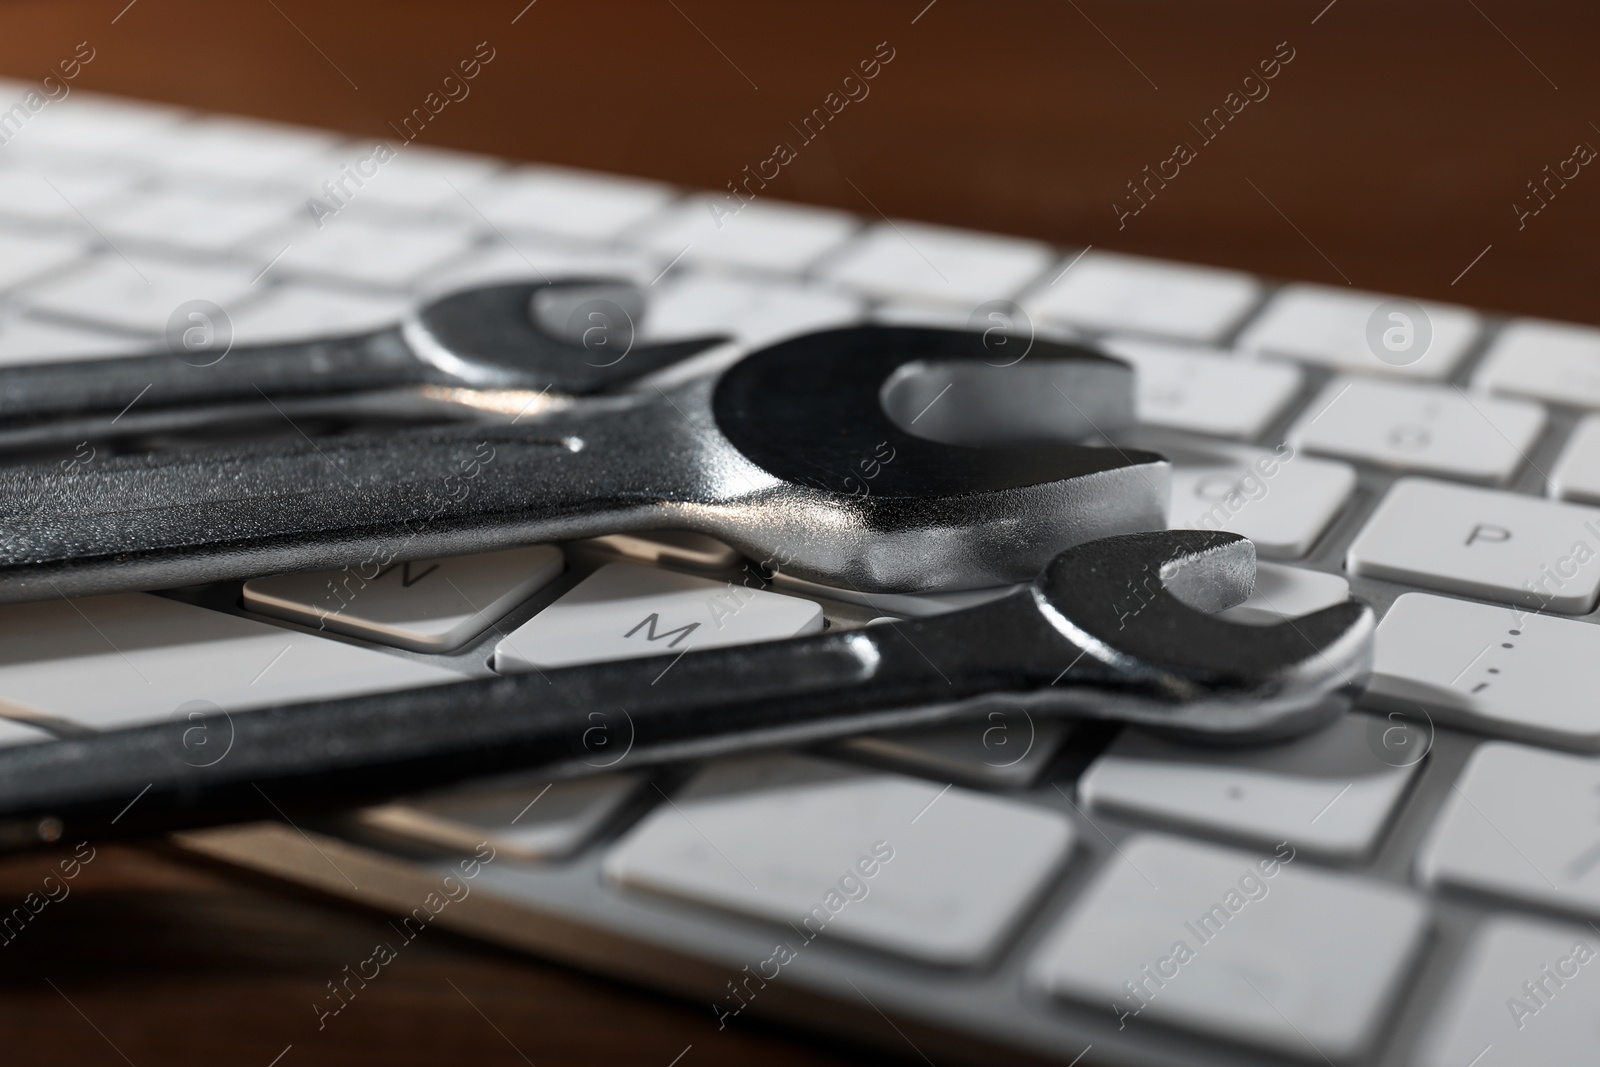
xmin=1465 ymin=523 xmax=1513 ymax=547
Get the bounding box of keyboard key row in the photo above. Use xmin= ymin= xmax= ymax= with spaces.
xmin=0 ymin=592 xmax=462 ymax=731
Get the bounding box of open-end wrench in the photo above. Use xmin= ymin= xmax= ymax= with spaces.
xmin=0 ymin=308 xmax=1167 ymax=600
xmin=0 ymin=530 xmax=1375 ymax=850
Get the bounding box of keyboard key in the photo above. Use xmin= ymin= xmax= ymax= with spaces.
xmin=0 ymin=593 xmax=462 ymax=730
xmin=1418 ymin=742 xmax=1600 ymax=916
xmin=1473 ymin=318 xmax=1600 ymax=410
xmin=1025 ymin=252 xmax=1260 ymax=342
xmin=1550 ymin=414 xmax=1600 ymax=505
xmin=493 ymin=561 xmax=822 ymax=672
xmin=644 ymin=273 xmax=863 ymax=347
xmin=99 ymin=186 xmax=300 ymax=254
xmin=1346 ymin=478 xmax=1600 ymax=612
xmin=1080 ymin=715 xmax=1420 ymax=859
xmin=1370 ymin=593 xmax=1600 ymax=749
xmin=820 ymin=220 xmax=1054 ymax=306
xmin=1412 ymin=915 xmax=1600 ymax=1067
xmin=0 ymin=165 xmax=135 ymax=225
xmin=258 ymin=215 xmax=480 ymax=290
xmin=0 ymin=230 xmax=88 ymax=291
xmin=6 ymin=92 xmax=188 ymax=156
xmin=1167 ymin=443 xmax=1355 ymax=559
xmin=129 ymin=116 xmax=343 ymax=186
xmin=604 ymin=754 xmax=1074 ymax=965
xmin=1030 ymin=834 xmax=1427 ymax=1059
xmin=1218 ymin=562 xmax=1349 ymax=624
xmin=474 ymin=165 xmax=677 ymax=242
xmin=1289 ymin=376 xmax=1544 ymax=482
xmin=634 ymin=196 xmax=858 ymax=274
xmin=419 ymin=240 xmax=661 ymax=296
xmin=22 ymin=253 xmax=261 ymax=334
xmin=1101 ymin=337 xmax=1302 ymax=439
xmin=581 ymin=531 xmax=741 ymax=571
xmin=0 ymin=313 xmax=151 ymax=366
xmin=330 ymin=143 xmax=501 ymax=214
xmin=837 ymin=710 xmax=1072 ymax=788
xmin=224 ymin=286 xmax=409 ymax=344
xmin=356 ymin=772 xmax=643 ymax=862
xmin=243 ymin=545 xmax=565 ymax=653
xmin=1236 ymin=284 xmax=1479 ymax=379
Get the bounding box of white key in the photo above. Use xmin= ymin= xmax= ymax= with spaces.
xmin=0 ymin=313 xmax=150 ymax=366
xmin=0 ymin=230 xmax=87 ymax=291
xmin=1551 ymin=414 xmax=1600 ymax=505
xmin=1418 ymin=742 xmax=1600 ymax=916
xmin=1100 ymin=337 xmax=1302 ymax=438
xmin=243 ymin=545 xmax=565 ymax=653
xmin=634 ymin=196 xmax=858 ymax=274
xmin=1346 ymin=478 xmax=1600 ymax=612
xmin=643 ymin=273 xmax=863 ymax=348
xmin=1219 ymin=562 xmax=1349 ymax=624
xmin=322 ymin=143 xmax=501 ymax=214
xmin=1473 ymin=318 xmax=1600 ymax=410
xmin=1370 ymin=593 xmax=1600 ymax=749
xmin=257 ymin=215 xmax=480 ymax=289
xmin=1167 ymin=442 xmax=1355 ymax=559
xmin=838 ymin=710 xmax=1071 ymax=788
xmin=5 ymin=92 xmax=187 ymax=155
xmin=1412 ymin=915 xmax=1600 ymax=1067
xmin=1030 ymin=834 xmax=1427 ymax=1059
xmin=1236 ymin=284 xmax=1480 ymax=379
xmin=0 ymin=717 xmax=54 ymax=748
xmin=1081 ymin=715 xmax=1420 ymax=859
xmin=129 ymin=116 xmax=343 ymax=186
xmin=604 ymin=754 xmax=1074 ymax=965
xmin=493 ymin=562 xmax=822 ymax=672
xmin=419 ymin=240 xmax=661 ymax=296
xmin=819 ymin=220 xmax=1055 ymax=306
xmin=581 ymin=531 xmax=741 ymax=571
xmin=97 ymin=186 xmax=301 ymax=254
xmin=1290 ymin=376 xmax=1544 ymax=482
xmin=356 ymin=772 xmax=643 ymax=862
xmin=1024 ymin=252 xmax=1260 ymax=342
xmin=0 ymin=166 xmax=135 ymax=225
xmin=22 ymin=253 xmax=261 ymax=334
xmin=224 ymin=286 xmax=409 ymax=344
xmin=474 ymin=165 xmax=677 ymax=242
xmin=0 ymin=593 xmax=461 ymax=730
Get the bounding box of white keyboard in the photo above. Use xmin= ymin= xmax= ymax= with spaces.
xmin=8 ymin=83 xmax=1600 ymax=1067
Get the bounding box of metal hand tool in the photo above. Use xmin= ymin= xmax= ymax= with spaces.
xmin=0 ymin=530 xmax=1376 ymax=850
xmin=0 ymin=279 xmax=721 ymax=435
xmin=0 ymin=286 xmax=1167 ymax=600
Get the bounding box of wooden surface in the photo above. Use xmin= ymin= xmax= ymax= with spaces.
xmin=0 ymin=1 xmax=1597 ymax=1064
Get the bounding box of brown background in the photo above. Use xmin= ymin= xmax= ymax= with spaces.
xmin=0 ymin=1 xmax=1596 ymax=1064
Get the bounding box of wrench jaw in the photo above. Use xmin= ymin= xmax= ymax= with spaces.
xmin=711 ymin=325 xmax=1172 ymax=592
xmin=404 ymin=280 xmax=731 ymax=391
xmin=1030 ymin=530 xmax=1377 ymax=742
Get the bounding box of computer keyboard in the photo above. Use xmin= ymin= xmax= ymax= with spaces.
xmin=4 ymin=82 xmax=1600 ymax=1067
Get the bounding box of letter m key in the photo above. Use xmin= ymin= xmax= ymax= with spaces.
xmin=624 ymin=613 xmax=700 ymax=648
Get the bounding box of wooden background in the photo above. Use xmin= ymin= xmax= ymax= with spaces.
xmin=0 ymin=1 xmax=1596 ymax=1064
